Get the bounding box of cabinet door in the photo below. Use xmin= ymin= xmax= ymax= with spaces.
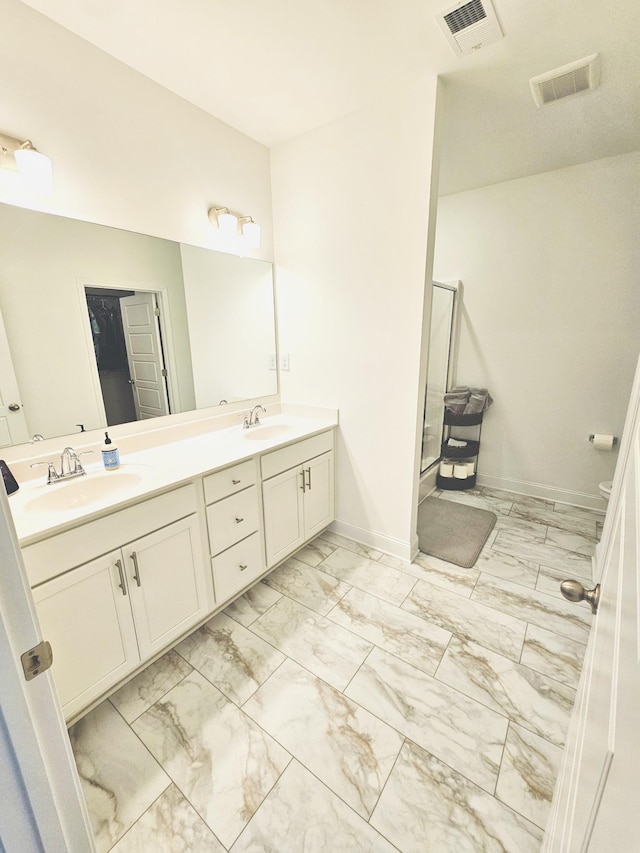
xmin=125 ymin=515 xmax=208 ymax=659
xmin=262 ymin=465 xmax=305 ymax=567
xmin=32 ymin=551 xmax=139 ymax=721
xmin=303 ymin=451 xmax=335 ymax=539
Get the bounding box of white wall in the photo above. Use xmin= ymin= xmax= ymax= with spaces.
xmin=433 ymin=151 xmax=640 ymax=506
xmin=271 ymin=76 xmax=440 ymax=558
xmin=0 ymin=0 xmax=273 ymax=258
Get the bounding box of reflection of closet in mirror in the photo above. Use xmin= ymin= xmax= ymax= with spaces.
xmin=85 ymin=288 xmax=171 ymax=427
xmin=420 ymin=281 xmax=462 ymax=473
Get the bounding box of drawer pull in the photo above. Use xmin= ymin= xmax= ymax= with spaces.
xmin=115 ymin=559 xmax=127 ymax=596
xmin=305 ymin=466 xmax=312 ymax=490
xmin=130 ymin=551 xmax=142 ymax=587
xmin=239 ymin=564 xmax=248 ymax=572
xmin=235 ymin=517 xmax=244 ymax=524
xmin=232 ymin=479 xmax=241 ymax=485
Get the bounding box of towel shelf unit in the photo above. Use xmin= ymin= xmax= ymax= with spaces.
xmin=437 ymin=410 xmax=484 ymax=491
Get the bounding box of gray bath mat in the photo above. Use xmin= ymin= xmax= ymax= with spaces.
xmin=418 ymin=497 xmax=497 ymax=568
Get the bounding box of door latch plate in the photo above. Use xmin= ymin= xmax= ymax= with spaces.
xmin=21 ymin=640 xmax=53 ymax=681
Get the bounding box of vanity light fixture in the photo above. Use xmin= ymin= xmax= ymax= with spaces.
xmin=0 ymin=131 xmax=53 ymax=196
xmin=239 ymin=216 xmax=261 ymax=250
xmin=208 ymin=206 xmax=261 ymax=251
xmin=215 ymin=207 xmax=239 ymax=237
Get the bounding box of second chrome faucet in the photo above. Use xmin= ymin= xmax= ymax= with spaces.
xmin=242 ymin=404 xmax=267 ymax=429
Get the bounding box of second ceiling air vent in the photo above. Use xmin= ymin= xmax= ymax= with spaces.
xmin=435 ymin=0 xmax=504 ymax=57
xmin=529 ymin=54 xmax=601 ymax=107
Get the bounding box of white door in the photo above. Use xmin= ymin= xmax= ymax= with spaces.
xmin=543 ymin=354 xmax=640 ymax=852
xmin=0 ymin=307 xmax=29 ymax=446
xmin=120 ymin=293 xmax=170 ymax=420
xmin=0 ymin=490 xmax=94 ymax=851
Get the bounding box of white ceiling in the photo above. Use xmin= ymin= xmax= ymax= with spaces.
xmin=20 ymin=0 xmax=640 ymax=195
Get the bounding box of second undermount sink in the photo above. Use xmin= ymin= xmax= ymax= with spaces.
xmin=24 ymin=469 xmax=146 ymax=514
xmin=242 ymin=423 xmax=295 ymax=441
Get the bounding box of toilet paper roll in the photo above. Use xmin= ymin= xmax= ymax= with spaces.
xmin=439 ymin=462 xmax=454 ymax=478
xmin=465 ymin=461 xmax=475 ymax=475
xmin=592 ymin=434 xmax=615 ymax=451
xmin=453 ymin=464 xmax=468 ymax=479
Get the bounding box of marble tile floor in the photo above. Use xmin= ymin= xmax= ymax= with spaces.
xmin=68 ymin=485 xmax=603 ymax=852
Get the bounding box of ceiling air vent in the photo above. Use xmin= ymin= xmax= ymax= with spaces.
xmin=435 ymin=0 xmax=504 ymax=57
xmin=529 ymin=54 xmax=600 ymax=107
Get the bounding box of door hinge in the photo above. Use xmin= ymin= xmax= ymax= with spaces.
xmin=161 ymin=368 xmax=167 ymax=377
xmin=154 ymin=307 xmax=160 ymax=316
xmin=21 ymin=640 xmax=53 ymax=681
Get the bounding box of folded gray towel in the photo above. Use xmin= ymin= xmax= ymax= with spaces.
xmin=443 ymin=387 xmax=470 ymax=414
xmin=464 ymin=387 xmax=494 ymax=414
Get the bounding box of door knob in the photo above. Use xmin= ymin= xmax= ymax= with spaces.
xmin=560 ymin=579 xmax=601 ymax=615
xmin=8 ymin=403 xmax=21 ymax=411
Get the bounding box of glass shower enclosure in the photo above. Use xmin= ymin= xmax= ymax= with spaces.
xmin=420 ymin=281 xmax=461 ymax=473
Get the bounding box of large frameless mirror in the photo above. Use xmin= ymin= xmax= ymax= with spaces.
xmin=0 ymin=202 xmax=278 ymax=447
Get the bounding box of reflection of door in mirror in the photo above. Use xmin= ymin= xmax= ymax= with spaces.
xmin=420 ymin=282 xmax=461 ymax=473
xmin=120 ymin=294 xmax=171 ymax=421
xmin=85 ymin=289 xmax=171 ymax=427
xmin=0 ymin=307 xmax=29 ymax=447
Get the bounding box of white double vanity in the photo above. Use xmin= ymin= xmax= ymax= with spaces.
xmin=7 ymin=406 xmax=337 ymax=724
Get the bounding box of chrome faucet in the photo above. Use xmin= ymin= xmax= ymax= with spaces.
xmin=30 ymin=447 xmax=93 ymax=484
xmin=242 ymin=403 xmax=267 ymax=429
xmin=60 ymin=447 xmax=86 ymax=478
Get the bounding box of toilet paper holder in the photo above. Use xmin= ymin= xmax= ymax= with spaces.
xmin=588 ymin=434 xmax=618 ymax=446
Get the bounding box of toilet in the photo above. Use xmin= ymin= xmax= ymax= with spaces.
xmin=598 ymin=481 xmax=613 ymax=503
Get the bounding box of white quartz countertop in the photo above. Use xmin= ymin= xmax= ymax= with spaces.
xmin=9 ymin=410 xmax=338 ymax=545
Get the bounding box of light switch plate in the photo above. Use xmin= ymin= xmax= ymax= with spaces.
xmin=279 ymin=353 xmax=290 ymax=371
xmin=267 ymin=354 xmax=277 ymax=370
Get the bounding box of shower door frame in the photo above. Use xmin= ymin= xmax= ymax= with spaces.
xmin=420 ymin=280 xmax=463 ymax=475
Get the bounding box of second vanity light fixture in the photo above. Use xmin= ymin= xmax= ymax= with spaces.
xmin=208 ymin=206 xmax=261 ymax=250
xmin=0 ymin=130 xmax=53 ymax=196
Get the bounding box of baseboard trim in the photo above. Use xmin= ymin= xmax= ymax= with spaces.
xmin=476 ymin=473 xmax=606 ymax=512
xmin=328 ymin=519 xmax=415 ymax=563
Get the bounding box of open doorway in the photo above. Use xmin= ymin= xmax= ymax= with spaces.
xmin=85 ymin=288 xmax=171 ymax=426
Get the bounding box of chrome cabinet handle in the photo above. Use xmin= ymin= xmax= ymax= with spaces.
xmin=232 ymin=479 xmax=241 ymax=485
xmin=130 ymin=551 xmax=141 ymax=587
xmin=300 ymin=470 xmax=306 ymax=493
xmin=115 ymin=559 xmax=127 ymax=596
xmin=235 ymin=517 xmax=244 ymax=524
xmin=305 ymin=467 xmax=311 ymax=490
xmin=239 ymin=564 xmax=248 ymax=572
xmin=560 ymin=579 xmax=601 ymax=615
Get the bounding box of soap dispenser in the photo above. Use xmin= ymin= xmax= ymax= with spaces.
xmin=102 ymin=432 xmax=120 ymax=470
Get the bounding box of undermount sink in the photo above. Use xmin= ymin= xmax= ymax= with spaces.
xmin=243 ymin=423 xmax=294 ymax=441
xmin=24 ymin=470 xmax=146 ymax=514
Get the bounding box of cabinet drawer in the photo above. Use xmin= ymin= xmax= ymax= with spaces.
xmin=206 ymin=486 xmax=259 ymax=556
xmin=212 ymin=532 xmax=264 ymax=603
xmin=204 ymin=459 xmax=257 ymax=504
xmin=23 ymin=484 xmax=198 ymax=587
xmin=260 ymin=430 xmax=334 ymax=480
